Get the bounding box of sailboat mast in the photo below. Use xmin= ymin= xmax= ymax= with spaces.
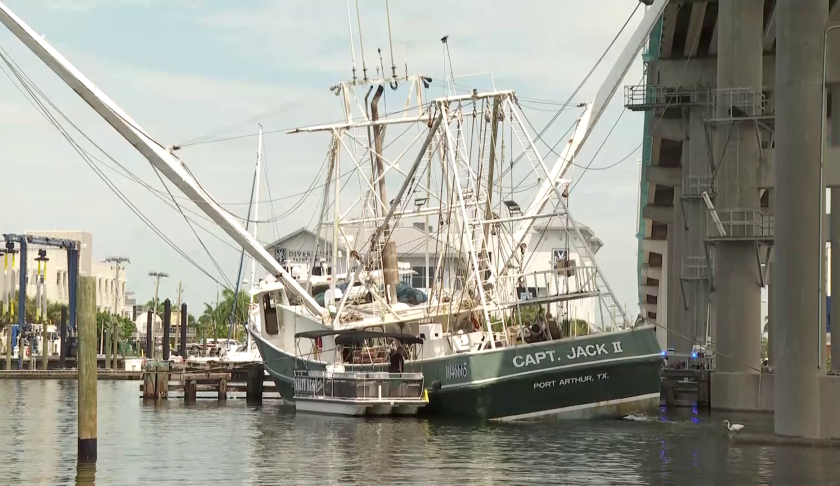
xmin=0 ymin=2 xmax=331 ymax=323
xmin=250 ymin=124 xmax=262 ymax=301
xmin=331 ymin=134 xmax=341 ymax=299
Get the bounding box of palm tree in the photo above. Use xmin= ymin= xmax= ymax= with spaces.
xmin=199 ymin=303 xmax=221 ymax=342
xmin=215 ymin=289 xmax=249 ymax=341
xmin=145 ymin=299 xmax=168 ymax=316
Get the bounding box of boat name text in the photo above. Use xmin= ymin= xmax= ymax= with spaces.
xmin=294 ymin=377 xmax=324 ymax=394
xmin=512 ymin=342 xmax=625 ymax=368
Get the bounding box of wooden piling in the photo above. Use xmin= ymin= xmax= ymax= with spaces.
xmin=162 ymin=299 xmax=171 ymax=362
xmin=104 ymin=328 xmax=111 ymax=370
xmin=179 ymin=303 xmax=187 ymax=357
xmin=142 ymin=364 xmax=156 ymax=400
xmin=246 ymin=363 xmax=264 ymax=404
xmin=111 ymin=321 xmax=118 ymax=371
xmin=77 ymin=276 xmax=97 ymax=464
xmin=184 ymin=378 xmax=196 ymax=404
xmin=41 ymin=319 xmax=48 ymax=370
xmin=154 ymin=361 xmax=169 ymax=399
xmin=144 ymin=310 xmax=152 ymax=359
xmin=59 ymin=306 xmax=67 ymax=368
xmin=218 ymin=376 xmax=227 ymax=401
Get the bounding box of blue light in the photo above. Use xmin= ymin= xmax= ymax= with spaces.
xmin=691 ymin=352 xmax=698 ymax=359
xmin=661 ymin=350 xmax=667 ymax=357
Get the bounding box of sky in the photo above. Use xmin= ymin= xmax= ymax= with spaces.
xmin=0 ymin=0 xmax=648 ymax=314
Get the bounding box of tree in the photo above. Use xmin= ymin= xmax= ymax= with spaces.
xmin=199 ymin=302 xmax=222 ymax=342
xmin=145 ymin=299 xmax=169 ymax=316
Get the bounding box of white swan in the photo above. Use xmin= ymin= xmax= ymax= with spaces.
xmin=722 ymin=420 xmax=745 ymax=432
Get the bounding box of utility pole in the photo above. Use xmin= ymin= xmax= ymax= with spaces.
xmin=105 ymin=256 xmax=129 ymax=369
xmin=148 ymin=271 xmax=168 ymax=360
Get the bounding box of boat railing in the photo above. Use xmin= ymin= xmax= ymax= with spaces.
xmin=493 ymin=267 xmax=601 ymax=307
xmin=293 ymin=369 xmax=424 ymax=401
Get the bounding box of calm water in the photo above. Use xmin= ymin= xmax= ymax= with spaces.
xmin=0 ymin=380 xmax=838 ymax=485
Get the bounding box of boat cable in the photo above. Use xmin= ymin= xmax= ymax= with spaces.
xmin=0 ymin=45 xmax=233 ymax=290
xmin=180 ymin=100 xmax=431 ymax=149
xmin=509 ymin=4 xmax=705 ymax=272
xmin=150 ymin=166 xmax=235 ymax=290
xmin=259 ymin=137 xmax=283 ymax=242
xmin=0 ymin=52 xmax=274 ymax=253
xmin=179 ymin=92 xmax=332 ymax=147
xmin=520 ymin=2 xmax=641 ymax=158
xmin=453 ymin=3 xmax=637 ymax=196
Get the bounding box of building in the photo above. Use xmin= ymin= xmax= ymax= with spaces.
xmin=264 ymin=218 xmax=605 ymax=323
xmin=0 ymin=231 xmax=131 ymax=317
xmin=265 ymin=223 xmax=459 ymax=289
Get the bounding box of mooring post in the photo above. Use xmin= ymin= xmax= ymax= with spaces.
xmin=59 ymin=306 xmax=67 ymax=368
xmin=144 ymin=310 xmax=152 ymax=359
xmin=154 ymin=361 xmax=169 ymax=400
xmin=142 ymin=365 xmax=155 ymax=400
xmin=179 ymin=303 xmax=187 ymax=357
xmin=246 ymin=363 xmax=264 ymax=405
xmin=104 ymin=327 xmax=111 ymax=370
xmin=162 ymin=299 xmax=171 ymax=362
xmin=184 ymin=378 xmax=196 ymax=404
xmin=41 ymin=319 xmax=48 ymax=370
xmin=77 ymin=276 xmax=97 ymax=464
xmin=111 ymin=321 xmax=118 ymax=371
xmin=218 ymin=375 xmax=227 ymax=401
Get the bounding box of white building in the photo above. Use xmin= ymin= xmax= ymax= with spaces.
xmin=265 ymin=223 xmax=460 ymax=289
xmin=264 ymin=219 xmax=605 ymax=324
xmin=0 ymin=231 xmax=130 ymax=318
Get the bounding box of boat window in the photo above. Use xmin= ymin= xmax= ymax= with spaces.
xmin=263 ymin=293 xmax=279 ymax=335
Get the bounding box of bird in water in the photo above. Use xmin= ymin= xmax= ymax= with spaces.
xmin=722 ymin=420 xmax=745 ymax=432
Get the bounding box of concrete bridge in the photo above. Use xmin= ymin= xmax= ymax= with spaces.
xmin=634 ymin=0 xmax=840 ymax=439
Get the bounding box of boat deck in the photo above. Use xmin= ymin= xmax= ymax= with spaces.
xmin=293 ymin=370 xmax=427 ymax=416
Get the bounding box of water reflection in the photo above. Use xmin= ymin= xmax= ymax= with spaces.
xmin=75 ymin=464 xmax=95 ymax=486
xmin=1 ymin=380 xmax=839 ymax=485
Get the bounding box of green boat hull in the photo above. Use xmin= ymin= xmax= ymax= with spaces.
xmin=253 ymin=326 xmax=663 ymax=420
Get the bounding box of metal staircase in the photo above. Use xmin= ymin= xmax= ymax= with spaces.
xmin=439 ymin=101 xmax=501 ymax=344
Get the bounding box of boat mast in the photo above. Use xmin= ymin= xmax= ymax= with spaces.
xmin=246 ymin=124 xmax=262 ymax=348
xmin=0 ymin=2 xmax=331 ymax=324
xmin=500 ymin=0 xmax=670 ymax=273
xmin=370 ymin=86 xmax=399 ymax=305
xmin=249 ymin=124 xmax=262 ymax=301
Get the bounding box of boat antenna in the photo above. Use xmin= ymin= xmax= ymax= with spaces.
xmin=402 ymin=41 xmax=408 ymax=79
xmin=345 ymin=0 xmax=357 ymax=82
xmin=440 ymin=35 xmax=456 ymax=96
xmin=385 ymin=0 xmax=398 ymax=89
xmin=355 ymin=0 xmax=368 ymax=81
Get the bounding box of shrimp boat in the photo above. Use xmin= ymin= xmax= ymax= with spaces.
xmin=292 ymin=330 xmax=427 ymax=416
xmin=0 ymin=0 xmax=669 ymax=421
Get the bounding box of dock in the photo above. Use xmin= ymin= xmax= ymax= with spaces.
xmin=0 ymin=369 xmax=140 ymax=380
xmin=139 ymin=362 xmax=278 ymax=402
xmin=0 ymin=359 xmax=279 ymax=402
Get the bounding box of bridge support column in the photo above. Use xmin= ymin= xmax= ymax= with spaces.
xmin=774 ymin=0 xmax=827 ymax=438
